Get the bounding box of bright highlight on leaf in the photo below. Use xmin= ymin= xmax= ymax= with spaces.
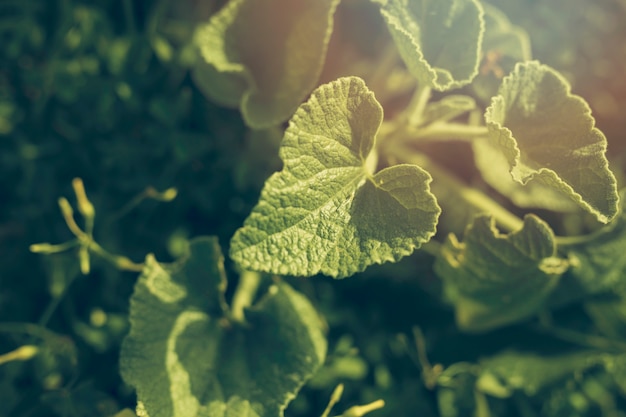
xmin=380 ymin=0 xmax=484 ymax=91
xmin=485 ymin=61 xmax=619 ymax=223
xmin=120 ymin=237 xmax=327 ymax=417
xmin=230 ymin=77 xmax=441 ymax=278
xmin=193 ymin=0 xmax=339 ymax=128
xmin=435 ymin=215 xmax=568 ymax=332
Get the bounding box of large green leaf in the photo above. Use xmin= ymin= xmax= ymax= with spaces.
xmin=434 ymin=214 xmax=567 ymax=332
xmin=485 ymin=61 xmax=619 ymax=223
xmin=230 ymin=77 xmax=441 ymax=278
xmin=379 ymin=0 xmax=484 ymax=91
xmin=120 ymin=237 xmax=327 ymax=417
xmin=193 ymin=0 xmax=339 ymax=128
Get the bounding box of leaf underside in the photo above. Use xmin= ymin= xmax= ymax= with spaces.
xmin=485 ymin=61 xmax=619 ymax=223
xmin=230 ymin=76 xmax=441 ymax=278
xmin=193 ymin=0 xmax=340 ymax=128
xmin=380 ymin=0 xmax=484 ymax=91
xmin=434 ymin=214 xmax=567 ymax=332
xmin=120 ymin=237 xmax=327 ymax=417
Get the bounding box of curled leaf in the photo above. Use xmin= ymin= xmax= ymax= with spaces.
xmin=193 ymin=0 xmax=340 ymax=128
xmin=380 ymin=0 xmax=484 ymax=91
xmin=485 ymin=61 xmax=619 ymax=223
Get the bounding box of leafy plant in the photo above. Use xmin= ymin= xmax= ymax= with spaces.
xmin=5 ymin=0 xmax=626 ymax=416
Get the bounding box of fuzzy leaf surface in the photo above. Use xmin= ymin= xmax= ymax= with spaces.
xmin=434 ymin=215 xmax=567 ymax=332
xmin=193 ymin=0 xmax=339 ymax=128
xmin=120 ymin=237 xmax=327 ymax=417
xmin=380 ymin=0 xmax=484 ymax=91
xmin=230 ymin=77 xmax=441 ymax=278
xmin=485 ymin=61 xmax=619 ymax=223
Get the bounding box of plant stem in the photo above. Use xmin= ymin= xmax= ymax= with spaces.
xmin=405 ymin=83 xmax=432 ymax=127
xmin=387 ymin=144 xmax=523 ymax=232
xmin=414 ymin=123 xmax=488 ymax=142
xmin=230 ymin=271 xmax=262 ymax=323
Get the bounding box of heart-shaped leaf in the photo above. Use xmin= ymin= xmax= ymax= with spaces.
xmin=230 ymin=77 xmax=441 ymax=278
xmin=379 ymin=0 xmax=484 ymax=91
xmin=120 ymin=237 xmax=327 ymax=417
xmin=193 ymin=0 xmax=340 ymax=128
xmin=485 ymin=61 xmax=619 ymax=223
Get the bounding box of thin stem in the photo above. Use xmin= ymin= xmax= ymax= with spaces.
xmin=87 ymin=240 xmax=144 ymax=272
xmin=405 ymin=84 xmax=432 ymax=127
xmin=387 ymin=144 xmax=523 ymax=232
xmin=230 ymin=271 xmax=262 ymax=323
xmin=321 ymin=384 xmax=344 ymax=417
xmin=413 ymin=123 xmax=488 ymax=142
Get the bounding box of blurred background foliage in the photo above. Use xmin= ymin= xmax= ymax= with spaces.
xmin=0 ymin=0 xmax=625 ymax=416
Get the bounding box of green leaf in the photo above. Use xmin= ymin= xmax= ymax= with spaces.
xmin=485 ymin=61 xmax=619 ymax=224
xmin=477 ymin=351 xmax=605 ymax=397
xmin=472 ymin=137 xmax=579 ymax=212
xmin=120 ymin=237 xmax=327 ymax=417
xmin=434 ymin=214 xmax=567 ymax=332
xmin=230 ymin=77 xmax=441 ymax=278
xmin=192 ymin=0 xmax=340 ymax=128
xmin=379 ymin=0 xmax=484 ymax=91
xmin=421 ymin=95 xmax=476 ymax=126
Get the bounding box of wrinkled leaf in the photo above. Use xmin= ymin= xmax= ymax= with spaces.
xmin=120 ymin=237 xmax=327 ymax=417
xmin=230 ymin=77 xmax=441 ymax=278
xmin=380 ymin=0 xmax=484 ymax=91
xmin=485 ymin=61 xmax=619 ymax=223
xmin=193 ymin=0 xmax=339 ymax=128
xmin=434 ymin=214 xmax=567 ymax=332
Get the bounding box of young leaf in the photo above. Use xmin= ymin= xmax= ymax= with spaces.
xmin=421 ymin=95 xmax=477 ymax=127
xmin=485 ymin=61 xmax=619 ymax=224
xmin=120 ymin=237 xmax=327 ymax=417
xmin=230 ymin=77 xmax=441 ymax=278
xmin=193 ymin=0 xmax=340 ymax=128
xmin=434 ymin=214 xmax=567 ymax=332
xmin=379 ymin=0 xmax=484 ymax=91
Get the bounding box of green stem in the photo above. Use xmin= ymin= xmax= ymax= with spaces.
xmin=405 ymin=84 xmax=432 ymax=127
xmin=414 ymin=123 xmax=488 ymax=142
xmin=230 ymin=271 xmax=262 ymax=323
xmin=387 ymin=144 xmax=523 ymax=232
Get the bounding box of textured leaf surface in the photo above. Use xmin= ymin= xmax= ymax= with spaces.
xmin=485 ymin=61 xmax=619 ymax=223
xmin=434 ymin=215 xmax=567 ymax=332
xmin=230 ymin=77 xmax=441 ymax=278
xmin=120 ymin=237 xmax=327 ymax=417
xmin=380 ymin=0 xmax=484 ymax=91
xmin=193 ymin=0 xmax=339 ymax=128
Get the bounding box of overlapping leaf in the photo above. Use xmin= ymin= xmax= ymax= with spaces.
xmin=193 ymin=0 xmax=339 ymax=128
xmin=120 ymin=237 xmax=327 ymax=417
xmin=379 ymin=0 xmax=484 ymax=91
xmin=434 ymin=214 xmax=567 ymax=332
xmin=485 ymin=61 xmax=619 ymax=223
xmin=230 ymin=77 xmax=441 ymax=278
xmin=421 ymin=95 xmax=476 ymax=127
